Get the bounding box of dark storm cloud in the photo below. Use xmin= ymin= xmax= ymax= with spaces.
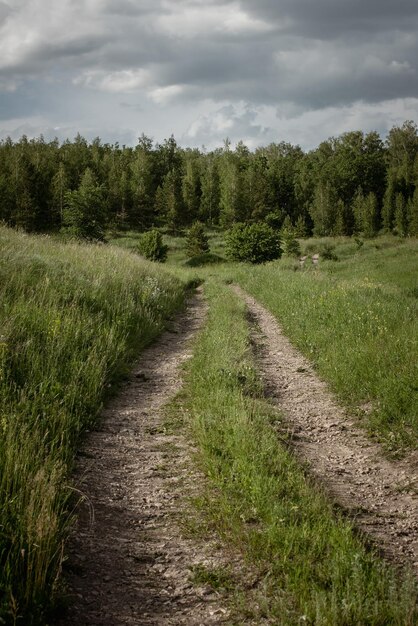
xmin=2 ymin=0 xmax=417 ymax=108
xmin=242 ymin=0 xmax=418 ymax=37
xmin=0 ymin=0 xmax=417 ymax=147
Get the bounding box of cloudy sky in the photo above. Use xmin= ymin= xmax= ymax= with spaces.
xmin=1 ymin=0 xmax=418 ymax=150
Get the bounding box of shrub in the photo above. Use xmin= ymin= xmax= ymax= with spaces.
xmin=184 ymin=252 xmax=224 ymax=267
xmin=264 ymin=209 xmax=285 ymax=230
xmin=281 ymin=232 xmax=301 ymax=257
xmin=137 ymin=230 xmax=168 ymax=262
xmin=225 ymin=222 xmax=282 ymax=264
xmin=186 ymin=222 xmax=210 ymax=258
xmin=321 ymin=242 xmax=338 ymax=260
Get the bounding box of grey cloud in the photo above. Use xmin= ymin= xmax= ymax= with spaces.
xmin=0 ymin=0 xmax=417 ymax=149
xmin=0 ymin=1 xmax=12 ymax=24
xmin=242 ymin=1 xmax=418 ymax=37
xmin=183 ymin=103 xmax=272 ymax=148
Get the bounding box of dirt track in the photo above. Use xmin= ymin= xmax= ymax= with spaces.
xmin=57 ymin=291 xmax=237 ymax=626
xmin=58 ymin=283 xmax=417 ymax=625
xmin=233 ymin=285 xmax=418 ymax=577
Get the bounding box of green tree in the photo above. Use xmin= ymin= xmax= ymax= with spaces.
xmin=156 ymin=170 xmax=184 ymax=234
xmin=310 ymin=181 xmax=337 ymax=236
xmin=199 ymin=155 xmax=220 ymax=224
xmin=219 ymin=155 xmax=244 ymax=227
xmin=395 ymin=192 xmax=408 ymax=237
xmin=352 ymin=189 xmax=378 ymax=237
xmin=186 ymin=221 xmax=210 ymax=257
xmin=130 ymin=140 xmax=155 ymax=229
xmin=50 ymin=162 xmax=69 ymax=227
xmin=294 ymin=214 xmax=308 ymax=238
xmin=407 ymin=187 xmax=418 ymax=236
xmin=382 ymin=174 xmax=396 ymax=232
xmin=182 ymin=153 xmax=201 ymax=225
xmin=62 ymin=168 xmax=107 ymax=240
xmin=280 ymin=218 xmax=301 ymax=257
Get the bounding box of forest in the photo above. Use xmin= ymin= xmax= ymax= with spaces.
xmin=1 ymin=120 xmax=418 ymax=240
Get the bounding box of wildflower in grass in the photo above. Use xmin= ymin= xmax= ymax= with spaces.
xmin=48 ymin=317 xmax=61 ymax=338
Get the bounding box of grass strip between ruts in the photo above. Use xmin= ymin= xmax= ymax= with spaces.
xmin=181 ymin=278 xmax=417 ymax=625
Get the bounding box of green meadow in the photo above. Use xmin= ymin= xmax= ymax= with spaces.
xmin=0 ymin=226 xmax=186 ymax=624
xmin=179 ymin=278 xmax=416 ymax=624
xmin=1 ymin=225 xmax=417 ymax=623
xmin=232 ymin=237 xmax=418 ymax=453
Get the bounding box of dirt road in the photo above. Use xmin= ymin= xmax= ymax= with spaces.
xmin=234 ymin=285 xmax=418 ymax=577
xmin=57 ymin=291 xmax=236 ymax=625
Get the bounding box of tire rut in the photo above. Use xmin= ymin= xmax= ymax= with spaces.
xmin=233 ymin=285 xmax=418 ymax=577
xmin=56 ymin=289 xmax=235 ymax=625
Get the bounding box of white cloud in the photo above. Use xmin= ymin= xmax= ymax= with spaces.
xmin=148 ymin=84 xmax=184 ymax=104
xmin=157 ymin=2 xmax=274 ymax=38
xmin=74 ymin=68 xmax=151 ymax=93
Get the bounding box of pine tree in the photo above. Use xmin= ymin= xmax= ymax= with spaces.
xmin=62 ymin=167 xmax=107 ymax=240
xmin=309 ymin=181 xmax=336 ymax=236
xmin=362 ymin=192 xmax=379 ymax=238
xmin=50 ymin=162 xmax=69 ymax=228
xmin=156 ymin=170 xmax=184 ymax=234
xmin=130 ymin=146 xmax=155 ymax=229
xmin=182 ymin=155 xmax=201 ymax=225
xmin=294 ymin=214 xmax=308 ymax=238
xmin=186 ymin=221 xmax=210 ymax=257
xmin=407 ymin=187 xmax=418 ymax=236
xmin=395 ymin=192 xmax=408 ymax=237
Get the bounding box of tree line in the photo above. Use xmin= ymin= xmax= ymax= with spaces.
xmin=0 ymin=121 xmax=417 ymax=240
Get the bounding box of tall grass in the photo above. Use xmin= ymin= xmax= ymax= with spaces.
xmin=232 ymin=237 xmax=418 ymax=453
xmin=0 ymin=226 xmax=186 ymax=624
xmin=181 ymin=279 xmax=417 ymax=624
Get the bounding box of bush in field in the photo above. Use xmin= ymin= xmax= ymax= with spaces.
xmin=281 ymin=232 xmax=301 ymax=257
xmin=186 ymin=221 xmax=210 ymax=258
xmin=138 ymin=229 xmax=168 ymax=262
xmin=226 ymin=222 xmax=282 ymax=264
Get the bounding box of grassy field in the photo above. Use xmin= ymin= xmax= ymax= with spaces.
xmin=113 ymin=230 xmax=417 ymax=452
xmin=3 ymin=226 xmax=416 ymax=623
xmin=0 ymin=227 xmax=186 ymax=624
xmin=232 ymin=237 xmax=418 ymax=453
xmin=177 ymin=279 xmax=416 ymax=624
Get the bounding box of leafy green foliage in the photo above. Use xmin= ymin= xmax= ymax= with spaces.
xmin=1 ymin=122 xmax=418 ymax=239
xmin=186 ymin=221 xmax=210 ymax=258
xmin=62 ymin=168 xmax=107 ymax=241
xmin=137 ymin=229 xmax=168 ymax=262
xmin=225 ymin=222 xmax=282 ymax=264
xmin=280 ymin=218 xmax=301 ymax=257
